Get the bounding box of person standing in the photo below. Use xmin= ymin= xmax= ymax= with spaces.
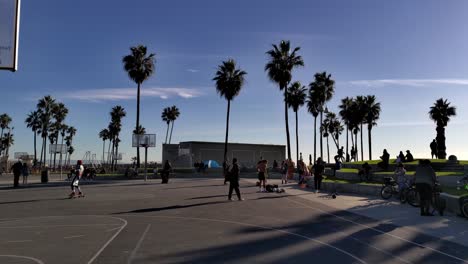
xmin=256 ymin=159 xmax=267 ymax=192
xmin=227 ymin=158 xmax=243 ymax=201
xmin=430 ymin=139 xmax=438 ymax=159
xmin=11 ymin=160 xmax=23 ymax=188
xmin=414 ymin=159 xmax=437 ymax=216
xmin=313 ymin=157 xmax=325 ymax=193
xmin=69 ymin=160 xmax=85 ymax=198
xmin=281 ymin=160 xmax=288 ymax=184
xmin=22 ymin=162 xmax=30 ymax=185
xmin=161 ymin=160 xmax=172 ymax=184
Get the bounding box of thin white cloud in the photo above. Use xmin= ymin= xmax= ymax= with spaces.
xmin=186 ymin=69 xmax=199 ymax=73
xmin=349 ymin=79 xmax=468 ymax=87
xmin=61 ymin=87 xmax=203 ymax=102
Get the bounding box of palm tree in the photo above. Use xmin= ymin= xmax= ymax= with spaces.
xmin=99 ymin=128 xmax=109 ymax=164
xmin=161 ymin=107 xmax=171 ymax=144
xmin=364 ymin=95 xmax=381 ymax=160
xmin=321 ymin=115 xmax=331 ymax=163
xmin=286 ymin=81 xmax=306 ymax=163
xmin=109 ymin=106 xmax=126 ymax=170
xmin=0 ymin=113 xmax=12 ymax=140
xmin=309 ymin=72 xmax=335 ymax=159
xmin=2 ymin=129 xmax=14 ymax=157
xmin=307 ymin=90 xmax=320 ymax=162
xmin=51 ymin=102 xmax=68 ymax=169
xmin=429 ymin=98 xmax=456 ymax=159
xmin=65 ymin=126 xmax=76 ymax=166
xmin=168 ymin=105 xmax=180 ymax=144
xmin=133 ymin=125 xmax=146 ymax=135
xmin=339 ymin=97 xmax=353 ymax=162
xmin=213 ymin=59 xmax=247 ymax=167
xmin=25 ymin=110 xmax=41 ymax=165
xmin=37 ymin=95 xmax=56 ymax=167
xmin=58 ymin=124 xmax=69 ymax=170
xmin=265 ymin=40 xmax=304 ymax=161
xmin=347 ymin=99 xmax=361 ymax=161
xmin=355 ymin=96 xmax=367 ymax=161
xmin=123 ymin=45 xmax=155 ymax=168
xmin=67 ymin=146 xmax=75 ymax=166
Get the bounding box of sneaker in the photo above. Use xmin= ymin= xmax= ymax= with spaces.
xmin=228 ymin=198 xmax=233 ymax=201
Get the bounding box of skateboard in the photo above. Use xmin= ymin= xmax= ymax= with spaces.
xmin=68 ymin=193 xmax=85 ymax=199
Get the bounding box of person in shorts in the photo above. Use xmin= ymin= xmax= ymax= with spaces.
xmin=257 ymin=159 xmax=267 ymax=192
xmin=69 ymin=160 xmax=85 ymax=198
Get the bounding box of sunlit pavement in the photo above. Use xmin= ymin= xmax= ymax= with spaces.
xmin=0 ymin=177 xmax=467 ymax=264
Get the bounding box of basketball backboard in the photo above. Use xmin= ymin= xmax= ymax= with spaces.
xmin=0 ymin=0 xmax=21 ymax=71
xmin=132 ymin=134 xmax=156 ymax=148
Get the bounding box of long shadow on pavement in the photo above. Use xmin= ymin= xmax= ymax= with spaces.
xmin=114 ymin=200 xmax=228 ymax=214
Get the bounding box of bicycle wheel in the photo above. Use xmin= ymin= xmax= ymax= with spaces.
xmin=461 ymin=198 xmax=468 ymax=218
xmin=406 ymin=188 xmax=420 ymax=207
xmin=399 ymin=189 xmax=407 ymax=203
xmin=381 ymin=186 xmax=393 ymax=200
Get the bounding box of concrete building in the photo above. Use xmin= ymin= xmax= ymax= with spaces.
xmin=162 ymin=141 xmax=285 ymax=168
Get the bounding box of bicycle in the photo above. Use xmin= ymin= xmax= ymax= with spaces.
xmin=457 ymin=176 xmax=468 ymax=218
xmin=403 ymin=184 xmax=420 ymax=207
xmin=380 ymin=177 xmax=407 ymax=203
xmin=429 ymin=183 xmax=446 ymax=216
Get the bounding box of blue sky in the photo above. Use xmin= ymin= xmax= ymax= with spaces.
xmin=2 ymin=0 xmax=468 ymax=163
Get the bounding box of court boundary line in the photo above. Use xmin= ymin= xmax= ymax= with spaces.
xmin=0 ymin=254 xmax=44 ymax=264
xmin=127 ymin=224 xmax=151 ymax=264
xmin=87 ymin=216 xmax=128 ymax=264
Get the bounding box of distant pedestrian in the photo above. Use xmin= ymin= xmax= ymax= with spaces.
xmin=273 ymin=160 xmax=278 ymax=170
xmin=313 ymin=157 xmax=325 ymax=193
xmin=69 ymin=160 xmax=85 ymax=198
xmin=227 ymin=158 xmax=243 ymax=201
xmin=11 ymin=160 xmax=23 ymax=188
xmin=257 ymin=159 xmax=267 ymax=192
xmin=281 ymin=160 xmax=288 ymax=184
xmin=161 ymin=160 xmax=172 ymax=184
xmin=405 ymin=150 xmax=414 ymax=162
xmin=398 ymin=151 xmax=406 ymax=163
xmin=430 ymin=139 xmax=438 ymax=159
xmin=377 ymin=149 xmax=390 ymax=170
xmin=22 ymin=162 xmax=30 ymax=185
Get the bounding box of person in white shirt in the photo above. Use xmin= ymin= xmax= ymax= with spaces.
xmin=69 ymin=160 xmax=85 ymax=198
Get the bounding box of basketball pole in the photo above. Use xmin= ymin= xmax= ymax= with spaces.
xmin=144 ymin=145 xmax=148 ymax=181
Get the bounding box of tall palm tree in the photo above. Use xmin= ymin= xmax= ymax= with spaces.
xmin=58 ymin=124 xmax=69 ymax=170
xmin=52 ymin=102 xmax=68 ymax=169
xmin=321 ymin=115 xmax=331 ymax=163
xmin=123 ymin=45 xmax=155 ymax=168
xmin=133 ymin=125 xmax=146 ymax=135
xmin=67 ymin=146 xmax=75 ymax=166
xmin=429 ymin=98 xmax=456 ymax=159
xmin=364 ymin=95 xmax=381 ymax=160
xmin=168 ymin=105 xmax=180 ymax=144
xmin=339 ymin=97 xmax=353 ymax=162
xmin=65 ymin=126 xmax=76 ymax=166
xmin=109 ymin=106 xmax=126 ymax=170
xmin=161 ymin=107 xmax=171 ymax=144
xmin=265 ymin=40 xmax=304 ymax=161
xmin=286 ymin=81 xmax=306 ymax=163
xmin=355 ymin=96 xmax=367 ymax=161
xmin=25 ymin=110 xmax=41 ymax=165
xmin=213 ymin=59 xmax=247 ymax=167
xmin=0 ymin=113 xmax=12 ymax=140
xmin=99 ymin=128 xmax=109 ymax=164
xmin=309 ymin=72 xmax=335 ymax=159
xmin=307 ymin=90 xmax=320 ymax=162
xmin=325 ymin=111 xmax=343 ymax=151
xmin=37 ymin=95 xmax=56 ymax=167
xmin=2 ymin=129 xmax=14 ymax=157
xmin=347 ymin=99 xmax=361 ymax=161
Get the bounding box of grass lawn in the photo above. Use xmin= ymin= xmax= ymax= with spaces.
xmin=344 ymin=159 xmax=463 ymax=166
xmin=323 ymin=175 xmax=381 ymax=186
xmin=442 ymin=186 xmax=468 ymax=197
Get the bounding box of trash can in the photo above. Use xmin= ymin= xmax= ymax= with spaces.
xmin=41 ymin=169 xmax=49 ymax=183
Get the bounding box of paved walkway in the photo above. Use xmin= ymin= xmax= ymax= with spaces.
xmin=245 ymin=178 xmax=468 ymax=248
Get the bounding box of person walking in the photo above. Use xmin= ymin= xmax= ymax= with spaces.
xmin=313 ymin=157 xmax=325 ymax=193
xmin=22 ymin=162 xmax=30 ymax=185
xmin=227 ymin=158 xmax=243 ymax=201
xmin=281 ymin=160 xmax=288 ymax=184
xmin=430 ymin=139 xmax=438 ymax=159
xmin=161 ymin=160 xmax=172 ymax=184
xmin=414 ymin=159 xmax=437 ymax=216
xmin=69 ymin=160 xmax=85 ymax=198
xmin=11 ymin=160 xmax=23 ymax=188
xmin=257 ymin=159 xmax=267 ymax=192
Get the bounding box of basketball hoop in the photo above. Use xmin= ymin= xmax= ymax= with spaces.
xmin=132 ymin=134 xmax=156 ymax=181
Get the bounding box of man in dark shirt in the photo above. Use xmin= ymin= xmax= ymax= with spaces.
xmin=313 ymin=157 xmax=325 ymax=193
xmin=228 ymin=158 xmax=243 ymax=201
xmin=11 ymin=160 xmax=23 ymax=188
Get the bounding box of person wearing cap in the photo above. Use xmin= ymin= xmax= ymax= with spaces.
xmin=69 ymin=160 xmax=85 ymax=198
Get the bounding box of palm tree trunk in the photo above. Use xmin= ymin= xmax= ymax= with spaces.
xmin=165 ymin=123 xmax=170 ymax=144
xmin=102 ymin=140 xmax=105 ymax=164
xmin=313 ymin=116 xmax=317 ymax=163
xmin=39 ymin=136 xmax=44 ymax=166
xmin=223 ymin=100 xmax=231 ymax=165
xmin=136 ymin=82 xmax=141 ymax=168
xmin=53 ymin=134 xmax=59 ymax=170
xmin=169 ymin=121 xmax=175 ymax=144
xmin=355 ymin=132 xmax=358 ymax=161
xmin=326 ymin=136 xmax=330 ymax=163
xmin=360 ymin=123 xmax=364 ymax=161
xmin=33 ymin=131 xmax=37 ymax=165
xmin=320 ymin=111 xmax=323 ymax=159
xmin=346 ymin=125 xmax=349 ymax=162
xmin=295 ymin=110 xmax=299 ymax=164
xmin=284 ymin=89 xmax=292 ymax=161
xmin=436 ymin=126 xmax=446 ymax=159
xmin=58 ymin=135 xmax=64 ymax=170
xmin=107 ymin=139 xmax=112 ymax=167
xmin=43 ymin=137 xmax=47 ymax=168
xmin=368 ymin=127 xmax=372 ymax=160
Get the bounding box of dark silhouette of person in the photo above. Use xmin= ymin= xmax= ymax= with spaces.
xmin=415 ymin=159 xmax=437 ymax=216
xmin=358 ymin=162 xmax=372 ymax=182
xmin=227 ymin=158 xmax=243 ymax=201
xmin=11 ymin=160 xmax=23 ymax=188
xmin=405 ymin=150 xmax=414 ymax=162
xmin=430 ymin=139 xmax=438 ymax=159
xmin=378 ymin=149 xmax=390 ymax=170
xmin=337 ymin=146 xmax=344 ymax=161
xmin=398 ymin=151 xmax=406 ymax=163
xmin=161 ymin=160 xmax=172 ymax=184
xmin=312 ymin=157 xmax=325 ymax=192
xmin=350 ymin=146 xmax=357 ymax=161
xmin=273 ymin=160 xmax=278 ymax=169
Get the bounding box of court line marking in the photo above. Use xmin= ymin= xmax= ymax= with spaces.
xmin=87 ymin=216 xmax=128 ymax=264
xmin=128 ymin=224 xmax=151 ymax=264
xmin=6 ymin=240 xmax=33 ymax=243
xmin=285 ymin=196 xmax=468 ymax=263
xmin=0 ymin=224 xmax=121 ymax=229
xmin=125 ymin=214 xmax=367 ymax=264
xmin=64 ymin=235 xmax=84 ymax=239
xmin=0 ymin=255 xmax=44 ymax=264
xmin=106 ymin=226 xmax=122 ymax=232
